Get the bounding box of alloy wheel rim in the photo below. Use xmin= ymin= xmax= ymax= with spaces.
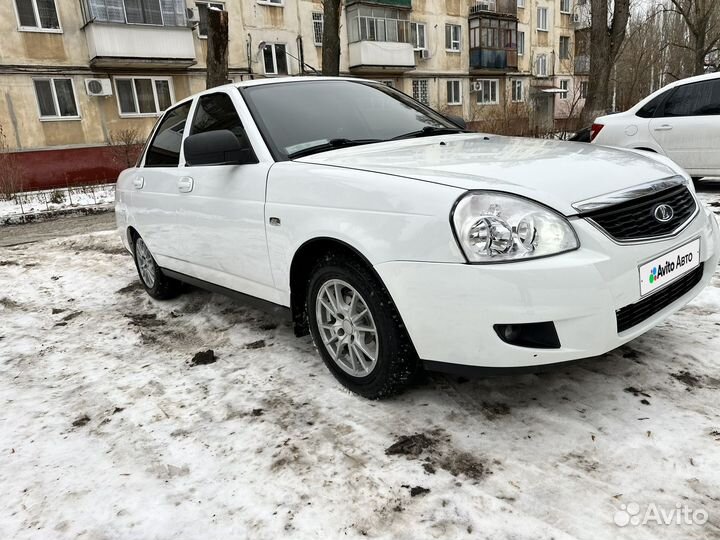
xmin=315 ymin=279 xmax=379 ymax=377
xmin=135 ymin=239 xmax=156 ymax=288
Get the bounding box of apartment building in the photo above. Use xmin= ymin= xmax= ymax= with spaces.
xmin=0 ymin=0 xmax=586 ymax=189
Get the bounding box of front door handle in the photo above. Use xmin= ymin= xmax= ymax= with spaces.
xmin=133 ymin=176 xmax=144 ymax=189
xmin=654 ymin=124 xmax=673 ymax=131
xmin=178 ymin=176 xmax=194 ymax=193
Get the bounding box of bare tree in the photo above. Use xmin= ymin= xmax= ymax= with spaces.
xmin=322 ymin=0 xmax=342 ymax=76
xmin=108 ymin=128 xmax=142 ymax=169
xmin=206 ymin=7 xmax=229 ymax=88
xmin=583 ymin=0 xmax=631 ymax=120
xmin=666 ymin=0 xmax=720 ymax=75
xmin=0 ymin=123 xmax=23 ymax=200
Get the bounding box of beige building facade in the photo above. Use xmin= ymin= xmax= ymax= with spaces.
xmin=0 ymin=0 xmax=586 ymax=189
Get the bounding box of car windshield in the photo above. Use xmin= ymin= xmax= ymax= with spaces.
xmin=240 ymin=80 xmax=460 ymax=160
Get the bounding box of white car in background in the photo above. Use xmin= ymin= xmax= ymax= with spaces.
xmin=591 ymin=73 xmax=720 ymax=181
xmin=116 ymin=77 xmax=719 ymax=399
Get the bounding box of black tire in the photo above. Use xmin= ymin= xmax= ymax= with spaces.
xmin=306 ymin=252 xmax=419 ymax=399
xmin=132 ymin=235 xmax=181 ymax=300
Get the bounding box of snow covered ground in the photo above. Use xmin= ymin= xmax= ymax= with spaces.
xmin=0 ymin=185 xmax=115 ymax=224
xmin=1 ymin=192 xmax=719 ymax=540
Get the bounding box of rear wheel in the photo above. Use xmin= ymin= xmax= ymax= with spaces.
xmin=133 ymin=235 xmax=181 ymax=300
xmin=306 ymin=253 xmax=418 ymax=399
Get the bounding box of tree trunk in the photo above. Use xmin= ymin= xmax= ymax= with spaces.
xmin=206 ymin=9 xmax=229 ymax=89
xmin=694 ymin=30 xmax=707 ymax=74
xmin=583 ymin=0 xmax=630 ymax=121
xmin=322 ymin=0 xmax=342 ymax=76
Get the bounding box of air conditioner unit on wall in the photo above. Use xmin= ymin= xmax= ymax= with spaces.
xmin=420 ymin=49 xmax=431 ymax=60
xmin=186 ymin=7 xmax=199 ymax=24
xmin=85 ymin=78 xmax=112 ymax=97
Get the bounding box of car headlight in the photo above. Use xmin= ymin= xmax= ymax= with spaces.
xmin=452 ymin=191 xmax=579 ymax=263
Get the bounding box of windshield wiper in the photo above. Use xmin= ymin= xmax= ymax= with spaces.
xmin=287 ymin=138 xmax=382 ymax=159
xmin=391 ymin=126 xmax=465 ymax=140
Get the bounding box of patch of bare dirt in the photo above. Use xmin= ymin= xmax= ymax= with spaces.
xmin=672 ymin=370 xmax=703 ymax=390
xmin=481 ymin=402 xmax=510 ymax=420
xmin=189 ymin=350 xmax=216 ymax=367
xmin=386 ymin=429 xmax=491 ymax=481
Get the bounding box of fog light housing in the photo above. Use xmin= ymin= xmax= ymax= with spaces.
xmin=494 ymin=322 xmax=561 ymax=349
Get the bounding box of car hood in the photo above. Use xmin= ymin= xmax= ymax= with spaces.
xmin=297 ymin=134 xmax=678 ymax=215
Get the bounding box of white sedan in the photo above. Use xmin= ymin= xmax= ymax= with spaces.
xmin=591 ymin=72 xmax=720 ymax=180
xmin=116 ymin=77 xmax=719 ymax=398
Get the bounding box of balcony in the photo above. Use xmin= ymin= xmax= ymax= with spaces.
xmin=347 ymin=0 xmax=411 ymax=6
xmin=470 ymin=48 xmax=518 ymax=70
xmin=348 ymin=41 xmax=415 ymax=72
xmin=80 ymin=0 xmax=196 ymax=69
xmin=84 ymin=22 xmax=196 ymax=69
xmin=470 ymin=0 xmax=517 ymax=18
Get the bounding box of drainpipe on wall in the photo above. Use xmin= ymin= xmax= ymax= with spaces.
xmin=247 ymin=34 xmax=254 ymax=79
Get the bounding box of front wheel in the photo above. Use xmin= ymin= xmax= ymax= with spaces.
xmin=133 ymin=235 xmax=181 ymax=300
xmin=306 ymin=254 xmax=418 ymax=399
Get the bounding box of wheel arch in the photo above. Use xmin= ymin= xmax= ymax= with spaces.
xmin=289 ymin=236 xmax=385 ymax=337
xmin=126 ymin=226 xmax=140 ymax=254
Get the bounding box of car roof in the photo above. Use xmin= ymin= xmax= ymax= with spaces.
xmin=169 ymin=76 xmax=376 ymax=108
xmin=627 ymin=71 xmax=720 ymax=113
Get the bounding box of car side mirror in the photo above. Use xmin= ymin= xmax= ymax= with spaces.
xmin=183 ymin=130 xmax=257 ymax=166
xmin=446 ymin=115 xmax=467 ymax=130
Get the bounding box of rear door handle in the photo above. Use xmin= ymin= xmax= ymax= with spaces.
xmin=654 ymin=124 xmax=673 ymax=131
xmin=178 ymin=176 xmax=194 ymax=193
xmin=133 ymin=176 xmax=144 ymax=189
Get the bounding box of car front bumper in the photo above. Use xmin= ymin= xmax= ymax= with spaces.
xmin=375 ymin=209 xmax=719 ymax=368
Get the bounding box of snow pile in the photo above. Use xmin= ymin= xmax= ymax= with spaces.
xmin=0 ymin=193 xmax=719 ymax=539
xmin=0 ymin=184 xmax=115 ymax=222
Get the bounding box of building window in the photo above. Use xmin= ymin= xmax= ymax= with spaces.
xmin=380 ymin=80 xmax=394 ymax=87
xmin=124 ymin=0 xmax=163 ymax=25
xmin=475 ymin=79 xmax=498 ymax=104
xmin=511 ymin=79 xmax=524 ymax=102
xmin=447 ymin=80 xmax=462 ymax=105
xmin=115 ymin=77 xmax=174 ymax=116
xmin=347 ymin=5 xmax=410 ymax=44
xmin=537 ymin=7 xmax=548 ymax=31
xmin=312 ymin=11 xmax=323 ymax=46
xmin=411 ymin=22 xmax=427 ymax=50
xmin=517 ymin=0 xmax=525 ymax=7
xmin=196 ymin=2 xmax=223 ymax=38
xmin=517 ymin=31 xmax=525 ymax=55
xmin=412 ymin=79 xmax=429 ymax=105
xmin=535 ymin=54 xmax=548 ymax=76
xmin=559 ymin=36 xmax=570 ymax=59
xmin=83 ymin=0 xmax=186 ymax=26
xmin=559 ymin=79 xmax=569 ymax=99
xmin=263 ymin=43 xmax=288 ymax=75
xmin=258 ymin=0 xmax=283 ymax=5
xmin=15 ymin=0 xmax=60 ymax=31
xmin=33 ymin=78 xmax=79 ymax=119
xmin=560 ymin=0 xmax=571 ymax=13
xmin=580 ymin=80 xmax=588 ymax=99
xmin=469 ymin=18 xmax=517 ymax=51
xmin=445 ymin=24 xmax=461 ymax=51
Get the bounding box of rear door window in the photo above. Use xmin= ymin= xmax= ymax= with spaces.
xmin=144 ymin=101 xmax=193 ymax=167
xmin=660 ymin=80 xmax=720 ymax=117
xmin=636 ymin=91 xmax=668 ymax=118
